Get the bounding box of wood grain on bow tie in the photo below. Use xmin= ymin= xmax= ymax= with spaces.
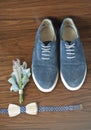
xmin=8 ymin=102 xmax=38 ymax=117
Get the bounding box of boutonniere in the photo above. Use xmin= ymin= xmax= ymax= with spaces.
xmin=8 ymin=59 xmax=31 ymax=104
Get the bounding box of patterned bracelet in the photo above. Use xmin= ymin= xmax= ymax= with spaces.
xmin=39 ymin=104 xmax=82 ymax=112
xmin=0 ymin=102 xmax=83 ymax=117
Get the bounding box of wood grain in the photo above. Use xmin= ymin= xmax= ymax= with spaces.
xmin=0 ymin=0 xmax=91 ymax=130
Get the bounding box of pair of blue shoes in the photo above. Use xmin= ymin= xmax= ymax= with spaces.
xmin=32 ymin=18 xmax=87 ymax=92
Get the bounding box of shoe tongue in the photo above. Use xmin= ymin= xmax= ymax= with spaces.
xmin=66 ymin=41 xmax=71 ymax=44
xmin=43 ymin=41 xmax=52 ymax=46
xmin=65 ymin=41 xmax=72 ymax=45
xmin=66 ymin=38 xmax=77 ymax=45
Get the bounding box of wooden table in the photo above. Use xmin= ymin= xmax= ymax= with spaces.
xmin=0 ymin=0 xmax=91 ymax=129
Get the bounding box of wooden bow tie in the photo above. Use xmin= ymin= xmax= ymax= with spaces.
xmin=0 ymin=103 xmax=82 ymax=117
xmin=8 ymin=102 xmax=38 ymax=117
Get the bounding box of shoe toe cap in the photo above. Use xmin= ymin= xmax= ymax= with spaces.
xmin=32 ymin=65 xmax=58 ymax=92
xmin=61 ymin=64 xmax=86 ymax=90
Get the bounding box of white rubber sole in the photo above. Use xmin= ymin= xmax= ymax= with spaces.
xmin=32 ymin=70 xmax=59 ymax=93
xmin=61 ymin=66 xmax=87 ymax=91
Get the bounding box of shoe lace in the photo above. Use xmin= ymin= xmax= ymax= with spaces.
xmin=41 ymin=44 xmax=51 ymax=60
xmin=65 ymin=43 xmax=75 ymax=59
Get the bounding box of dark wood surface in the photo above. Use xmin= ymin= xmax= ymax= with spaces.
xmin=0 ymin=0 xmax=91 ymax=130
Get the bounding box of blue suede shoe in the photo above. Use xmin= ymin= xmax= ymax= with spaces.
xmin=32 ymin=19 xmax=58 ymax=92
xmin=60 ymin=18 xmax=87 ymax=91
